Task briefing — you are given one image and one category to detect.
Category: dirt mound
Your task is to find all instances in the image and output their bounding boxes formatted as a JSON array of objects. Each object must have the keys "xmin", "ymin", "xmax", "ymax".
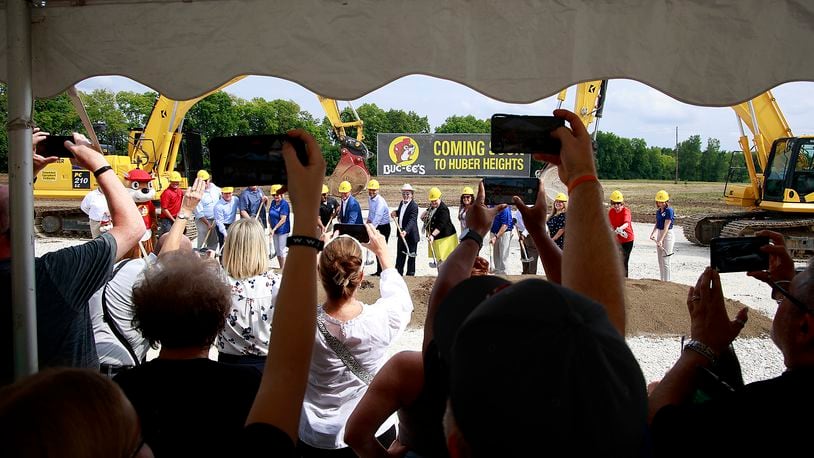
[{"xmin": 318, "ymin": 275, "xmax": 773, "ymax": 338}]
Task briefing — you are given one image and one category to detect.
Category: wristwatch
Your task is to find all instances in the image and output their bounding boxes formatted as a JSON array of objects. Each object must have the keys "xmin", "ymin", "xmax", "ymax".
[{"xmin": 176, "ymin": 212, "xmax": 190, "ymax": 220}]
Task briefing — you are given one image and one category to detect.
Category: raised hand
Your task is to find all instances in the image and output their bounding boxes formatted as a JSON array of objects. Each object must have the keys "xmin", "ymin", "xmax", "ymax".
[{"xmin": 465, "ymin": 181, "xmax": 506, "ymax": 237}]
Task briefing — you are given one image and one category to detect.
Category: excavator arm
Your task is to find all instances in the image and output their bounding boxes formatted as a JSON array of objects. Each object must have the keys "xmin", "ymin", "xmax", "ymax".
[
  {"xmin": 318, "ymin": 96, "xmax": 371, "ymax": 195},
  {"xmin": 556, "ymin": 80, "xmax": 608, "ymax": 133}
]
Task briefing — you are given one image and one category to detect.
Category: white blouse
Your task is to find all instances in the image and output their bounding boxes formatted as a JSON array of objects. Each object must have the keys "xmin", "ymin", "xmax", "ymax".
[
  {"xmin": 216, "ymin": 271, "xmax": 281, "ymax": 356},
  {"xmin": 299, "ymin": 268, "xmax": 414, "ymax": 449}
]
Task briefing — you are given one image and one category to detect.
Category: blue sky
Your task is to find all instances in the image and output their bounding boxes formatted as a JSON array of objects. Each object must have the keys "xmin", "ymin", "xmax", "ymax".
[{"xmin": 77, "ymin": 75, "xmax": 813, "ymax": 150}]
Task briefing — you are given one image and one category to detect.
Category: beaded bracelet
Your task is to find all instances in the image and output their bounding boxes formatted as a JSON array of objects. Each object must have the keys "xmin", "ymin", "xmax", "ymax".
[{"xmin": 286, "ymin": 235, "xmax": 324, "ymax": 252}]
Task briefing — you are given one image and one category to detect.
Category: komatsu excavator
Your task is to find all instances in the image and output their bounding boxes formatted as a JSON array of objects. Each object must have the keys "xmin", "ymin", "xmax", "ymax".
[
  {"xmin": 33, "ymin": 78, "xmax": 371, "ymax": 237},
  {"xmin": 683, "ymin": 90, "xmax": 814, "ymax": 258}
]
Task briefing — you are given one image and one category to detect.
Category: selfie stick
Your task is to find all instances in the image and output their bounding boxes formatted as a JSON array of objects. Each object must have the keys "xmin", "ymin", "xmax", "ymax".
[{"xmin": 392, "ymin": 215, "xmax": 416, "ymax": 257}]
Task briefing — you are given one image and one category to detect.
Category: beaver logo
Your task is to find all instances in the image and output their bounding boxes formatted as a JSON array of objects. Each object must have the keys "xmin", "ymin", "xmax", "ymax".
[{"xmin": 388, "ymin": 136, "xmax": 419, "ymax": 166}]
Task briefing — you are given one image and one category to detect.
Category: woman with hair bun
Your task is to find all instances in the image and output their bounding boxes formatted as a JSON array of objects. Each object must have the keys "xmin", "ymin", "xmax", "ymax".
[{"xmin": 298, "ymin": 224, "xmax": 413, "ymax": 457}]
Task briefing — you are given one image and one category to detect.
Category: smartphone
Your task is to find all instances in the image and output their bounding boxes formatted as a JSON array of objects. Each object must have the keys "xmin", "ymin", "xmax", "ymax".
[
  {"xmin": 35, "ymin": 135, "xmax": 74, "ymax": 158},
  {"xmin": 334, "ymin": 223, "xmax": 370, "ymax": 243},
  {"xmin": 482, "ymin": 177, "xmax": 539, "ymax": 205},
  {"xmin": 709, "ymin": 236, "xmax": 770, "ymax": 273},
  {"xmin": 208, "ymin": 134, "xmax": 308, "ymax": 187},
  {"xmin": 490, "ymin": 114, "xmax": 564, "ymax": 155}
]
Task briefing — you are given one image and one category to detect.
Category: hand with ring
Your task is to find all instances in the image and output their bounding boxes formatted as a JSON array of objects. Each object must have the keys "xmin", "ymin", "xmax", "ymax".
[{"xmin": 686, "ymin": 267, "xmax": 749, "ymax": 354}]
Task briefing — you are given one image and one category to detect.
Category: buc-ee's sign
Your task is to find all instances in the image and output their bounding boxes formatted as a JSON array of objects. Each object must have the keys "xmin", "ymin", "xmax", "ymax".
[{"xmin": 377, "ymin": 133, "xmax": 530, "ymax": 177}]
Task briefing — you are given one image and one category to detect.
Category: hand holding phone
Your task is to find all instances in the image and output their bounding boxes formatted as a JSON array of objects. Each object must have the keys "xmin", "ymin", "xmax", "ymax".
[
  {"xmin": 482, "ymin": 177, "xmax": 539, "ymax": 205},
  {"xmin": 491, "ymin": 114, "xmax": 564, "ymax": 155},
  {"xmin": 710, "ymin": 236, "xmax": 770, "ymax": 273},
  {"xmin": 35, "ymin": 135, "xmax": 75, "ymax": 158},
  {"xmin": 334, "ymin": 223, "xmax": 370, "ymax": 243},
  {"xmin": 208, "ymin": 134, "xmax": 308, "ymax": 187}
]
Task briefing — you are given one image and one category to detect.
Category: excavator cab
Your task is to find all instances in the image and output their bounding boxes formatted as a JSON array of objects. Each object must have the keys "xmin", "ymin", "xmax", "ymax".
[{"xmin": 763, "ymin": 137, "xmax": 814, "ymax": 203}]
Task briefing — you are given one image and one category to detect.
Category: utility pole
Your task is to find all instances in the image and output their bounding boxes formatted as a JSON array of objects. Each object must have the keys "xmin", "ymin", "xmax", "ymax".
[{"xmin": 674, "ymin": 126, "xmax": 679, "ymax": 183}]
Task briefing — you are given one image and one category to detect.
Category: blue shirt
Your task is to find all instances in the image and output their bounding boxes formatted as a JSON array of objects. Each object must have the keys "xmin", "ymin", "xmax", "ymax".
[
  {"xmin": 214, "ymin": 198, "xmax": 239, "ymax": 235},
  {"xmin": 491, "ymin": 206, "xmax": 514, "ymax": 234},
  {"xmin": 238, "ymin": 188, "xmax": 266, "ymax": 218},
  {"xmin": 655, "ymin": 206, "xmax": 675, "ymax": 230},
  {"xmin": 194, "ymin": 184, "xmax": 221, "ymax": 219},
  {"xmin": 269, "ymin": 199, "xmax": 291, "ymax": 235},
  {"xmin": 367, "ymin": 194, "xmax": 390, "ymax": 226}
]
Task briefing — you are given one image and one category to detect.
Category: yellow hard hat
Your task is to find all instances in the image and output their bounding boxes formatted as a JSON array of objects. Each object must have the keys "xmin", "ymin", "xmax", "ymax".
[
  {"xmin": 338, "ymin": 181, "xmax": 352, "ymax": 193},
  {"xmin": 462, "ymin": 186, "xmax": 475, "ymax": 196},
  {"xmin": 609, "ymin": 190, "xmax": 624, "ymax": 203},
  {"xmin": 554, "ymin": 192, "xmax": 568, "ymax": 202},
  {"xmin": 428, "ymin": 187, "xmax": 442, "ymax": 201},
  {"xmin": 655, "ymin": 190, "xmax": 670, "ymax": 202},
  {"xmin": 221, "ymin": 187, "xmax": 234, "ymax": 193},
  {"xmin": 367, "ymin": 179, "xmax": 380, "ymax": 190},
  {"xmin": 197, "ymin": 170, "xmax": 210, "ymax": 180},
  {"xmin": 322, "ymin": 184, "xmax": 329, "ymax": 194},
  {"xmin": 169, "ymin": 171, "xmax": 183, "ymax": 182},
  {"xmin": 270, "ymin": 184, "xmax": 283, "ymax": 195}
]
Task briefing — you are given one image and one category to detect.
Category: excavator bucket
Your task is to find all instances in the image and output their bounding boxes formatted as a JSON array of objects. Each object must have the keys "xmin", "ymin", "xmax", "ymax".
[{"xmin": 327, "ymin": 146, "xmax": 370, "ymax": 196}]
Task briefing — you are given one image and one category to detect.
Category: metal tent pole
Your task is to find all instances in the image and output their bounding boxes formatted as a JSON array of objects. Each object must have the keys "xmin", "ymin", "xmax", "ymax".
[{"xmin": 7, "ymin": 0, "xmax": 38, "ymax": 380}]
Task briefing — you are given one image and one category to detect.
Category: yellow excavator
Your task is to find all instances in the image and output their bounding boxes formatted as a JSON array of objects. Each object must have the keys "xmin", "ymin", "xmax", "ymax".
[
  {"xmin": 33, "ymin": 78, "xmax": 370, "ymax": 237},
  {"xmin": 683, "ymin": 90, "xmax": 814, "ymax": 257}
]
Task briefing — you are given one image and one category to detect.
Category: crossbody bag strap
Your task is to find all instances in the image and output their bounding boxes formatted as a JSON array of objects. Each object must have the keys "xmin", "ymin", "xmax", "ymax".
[
  {"xmin": 102, "ymin": 259, "xmax": 143, "ymax": 366},
  {"xmin": 316, "ymin": 312, "xmax": 373, "ymax": 385}
]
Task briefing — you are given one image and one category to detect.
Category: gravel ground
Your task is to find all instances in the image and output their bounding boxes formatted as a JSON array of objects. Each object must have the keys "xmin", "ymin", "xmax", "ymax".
[{"xmin": 35, "ymin": 213, "xmax": 788, "ymax": 385}]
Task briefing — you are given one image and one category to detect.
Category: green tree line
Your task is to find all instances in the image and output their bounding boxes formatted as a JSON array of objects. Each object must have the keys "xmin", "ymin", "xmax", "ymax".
[{"xmin": 0, "ymin": 85, "xmax": 748, "ymax": 182}]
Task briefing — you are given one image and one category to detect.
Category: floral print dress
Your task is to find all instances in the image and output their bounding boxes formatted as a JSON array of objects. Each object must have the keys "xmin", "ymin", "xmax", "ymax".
[{"xmin": 217, "ymin": 271, "xmax": 281, "ymax": 356}]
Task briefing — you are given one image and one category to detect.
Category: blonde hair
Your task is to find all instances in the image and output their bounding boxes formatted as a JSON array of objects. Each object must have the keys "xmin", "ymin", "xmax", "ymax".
[
  {"xmin": 319, "ymin": 236, "xmax": 363, "ymax": 301},
  {"xmin": 552, "ymin": 199, "xmax": 567, "ymax": 216},
  {"xmin": 221, "ymin": 219, "xmax": 269, "ymax": 279},
  {"xmin": 0, "ymin": 368, "xmax": 139, "ymax": 458}
]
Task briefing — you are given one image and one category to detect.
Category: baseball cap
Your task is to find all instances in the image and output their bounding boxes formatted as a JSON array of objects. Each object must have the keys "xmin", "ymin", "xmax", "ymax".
[{"xmin": 437, "ymin": 278, "xmax": 648, "ymax": 456}]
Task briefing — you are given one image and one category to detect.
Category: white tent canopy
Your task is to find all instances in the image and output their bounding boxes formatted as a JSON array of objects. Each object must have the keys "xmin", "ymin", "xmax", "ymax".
[
  {"xmin": 2, "ymin": 0, "xmax": 814, "ymax": 104},
  {"xmin": 3, "ymin": 0, "xmax": 814, "ymax": 380}
]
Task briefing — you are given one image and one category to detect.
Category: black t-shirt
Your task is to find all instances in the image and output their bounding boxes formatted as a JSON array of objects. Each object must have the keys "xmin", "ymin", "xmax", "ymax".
[
  {"xmin": 115, "ymin": 358, "xmax": 262, "ymax": 457},
  {"xmin": 2, "ymin": 233, "xmax": 117, "ymax": 385},
  {"xmin": 652, "ymin": 367, "xmax": 814, "ymax": 457},
  {"xmin": 319, "ymin": 197, "xmax": 339, "ymax": 226}
]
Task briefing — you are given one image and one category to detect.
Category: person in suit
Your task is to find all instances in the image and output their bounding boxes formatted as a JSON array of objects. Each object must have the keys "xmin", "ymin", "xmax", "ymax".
[
  {"xmin": 337, "ymin": 180, "xmax": 363, "ymax": 224},
  {"xmin": 391, "ymin": 183, "xmax": 420, "ymax": 276}
]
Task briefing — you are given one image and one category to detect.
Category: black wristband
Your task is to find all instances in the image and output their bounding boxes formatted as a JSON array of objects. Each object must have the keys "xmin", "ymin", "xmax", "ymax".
[
  {"xmin": 287, "ymin": 235, "xmax": 324, "ymax": 252},
  {"xmin": 93, "ymin": 165, "xmax": 113, "ymax": 178},
  {"xmin": 461, "ymin": 230, "xmax": 484, "ymax": 248}
]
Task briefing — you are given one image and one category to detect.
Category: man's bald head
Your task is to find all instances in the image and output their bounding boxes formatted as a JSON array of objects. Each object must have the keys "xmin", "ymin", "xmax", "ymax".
[{"xmin": 154, "ymin": 232, "xmax": 192, "ymax": 255}]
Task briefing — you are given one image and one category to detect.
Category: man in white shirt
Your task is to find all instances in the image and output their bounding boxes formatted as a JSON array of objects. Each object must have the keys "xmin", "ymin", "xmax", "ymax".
[
  {"xmin": 512, "ymin": 208, "xmax": 539, "ymax": 274},
  {"xmin": 193, "ymin": 170, "xmax": 221, "ymax": 250},
  {"xmin": 80, "ymin": 186, "xmax": 110, "ymax": 238},
  {"xmin": 366, "ymin": 179, "xmax": 391, "ymax": 276}
]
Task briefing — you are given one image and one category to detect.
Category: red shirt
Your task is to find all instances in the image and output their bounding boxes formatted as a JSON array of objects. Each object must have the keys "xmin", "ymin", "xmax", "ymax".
[
  {"xmin": 608, "ymin": 206, "xmax": 634, "ymax": 243},
  {"xmin": 160, "ymin": 186, "xmax": 184, "ymax": 218}
]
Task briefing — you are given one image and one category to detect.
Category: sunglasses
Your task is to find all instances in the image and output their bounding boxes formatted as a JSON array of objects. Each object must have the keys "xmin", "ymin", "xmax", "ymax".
[{"xmin": 769, "ymin": 279, "xmax": 812, "ymax": 313}]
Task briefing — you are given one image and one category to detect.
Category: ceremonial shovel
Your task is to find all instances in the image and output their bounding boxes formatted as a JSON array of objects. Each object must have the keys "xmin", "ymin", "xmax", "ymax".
[
  {"xmin": 516, "ymin": 228, "xmax": 532, "ymax": 263},
  {"xmin": 427, "ymin": 231, "xmax": 440, "ymax": 271},
  {"xmin": 392, "ymin": 216, "xmax": 416, "ymax": 258}
]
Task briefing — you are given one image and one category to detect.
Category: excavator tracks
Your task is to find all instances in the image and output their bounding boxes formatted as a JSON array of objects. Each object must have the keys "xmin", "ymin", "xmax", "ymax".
[
  {"xmin": 34, "ymin": 206, "xmax": 92, "ymax": 238},
  {"xmin": 681, "ymin": 211, "xmax": 757, "ymax": 246},
  {"xmin": 683, "ymin": 211, "xmax": 814, "ymax": 260}
]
